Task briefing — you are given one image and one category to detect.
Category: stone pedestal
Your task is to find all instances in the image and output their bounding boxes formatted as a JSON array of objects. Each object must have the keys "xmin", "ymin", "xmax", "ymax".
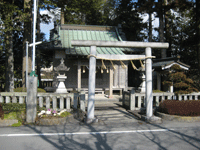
[
  {"xmin": 56, "ymin": 75, "xmax": 67, "ymax": 93},
  {"xmin": 139, "ymin": 72, "xmax": 146, "ymax": 93}
]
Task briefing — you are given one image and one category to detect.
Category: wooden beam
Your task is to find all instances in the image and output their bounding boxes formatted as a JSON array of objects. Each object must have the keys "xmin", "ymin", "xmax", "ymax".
[{"xmin": 71, "ymin": 40, "xmax": 169, "ymax": 49}]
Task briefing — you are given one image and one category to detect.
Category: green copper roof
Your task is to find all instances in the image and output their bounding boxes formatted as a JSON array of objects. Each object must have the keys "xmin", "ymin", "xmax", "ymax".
[{"xmin": 57, "ymin": 24, "xmax": 134, "ymax": 56}]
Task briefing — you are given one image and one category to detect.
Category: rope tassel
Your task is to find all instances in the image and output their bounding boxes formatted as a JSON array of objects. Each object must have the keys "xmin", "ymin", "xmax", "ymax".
[
  {"xmin": 140, "ymin": 60, "xmax": 145, "ymax": 69},
  {"xmin": 110, "ymin": 60, "xmax": 116, "ymax": 70},
  {"xmin": 120, "ymin": 60, "xmax": 127, "ymax": 69},
  {"xmin": 101, "ymin": 59, "xmax": 107, "ymax": 69},
  {"xmin": 131, "ymin": 60, "xmax": 138, "ymax": 70}
]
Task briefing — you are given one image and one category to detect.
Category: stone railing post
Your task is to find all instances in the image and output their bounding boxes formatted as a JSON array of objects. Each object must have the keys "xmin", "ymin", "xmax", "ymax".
[
  {"xmin": 0, "ymin": 95, "xmax": 3, "ymax": 103},
  {"xmin": 73, "ymin": 93, "xmax": 79, "ymax": 109},
  {"xmin": 66, "ymin": 96, "xmax": 70, "ymax": 110},
  {"xmin": 80, "ymin": 91, "xmax": 85, "ymax": 112},
  {"xmin": 130, "ymin": 89, "xmax": 135, "ymax": 110},
  {"xmin": 52, "ymin": 96, "xmax": 57, "ymax": 110}
]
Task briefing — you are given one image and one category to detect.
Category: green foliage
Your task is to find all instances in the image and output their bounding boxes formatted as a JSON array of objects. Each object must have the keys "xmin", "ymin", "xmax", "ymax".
[
  {"xmin": 2, "ymin": 103, "xmax": 25, "ymax": 126},
  {"xmin": 11, "ymin": 121, "xmax": 22, "ymax": 127},
  {"xmin": 14, "ymin": 87, "xmax": 46, "ymax": 93},
  {"xmin": 114, "ymin": 0, "xmax": 147, "ymax": 41},
  {"xmin": 4, "ymin": 111, "xmax": 18, "ymax": 120},
  {"xmin": 59, "ymin": 111, "xmax": 71, "ymax": 117},
  {"xmin": 158, "ymin": 100, "xmax": 200, "ymax": 116},
  {"xmin": 163, "ymin": 64, "xmax": 198, "ymax": 94},
  {"xmin": 2, "ymin": 103, "xmax": 26, "ymax": 111},
  {"xmin": 162, "ymin": 81, "xmax": 173, "ymax": 87},
  {"xmin": 61, "ymin": 0, "xmax": 114, "ymax": 25},
  {"xmin": 4, "ymin": 111, "xmax": 24, "ymax": 127},
  {"xmin": 153, "ymin": 90, "xmax": 163, "ymax": 93}
]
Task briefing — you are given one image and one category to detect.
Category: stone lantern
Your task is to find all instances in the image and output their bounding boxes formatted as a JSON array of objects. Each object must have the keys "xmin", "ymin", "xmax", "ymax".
[
  {"xmin": 138, "ymin": 62, "xmax": 146, "ymax": 93},
  {"xmin": 54, "ymin": 58, "xmax": 70, "ymax": 93}
]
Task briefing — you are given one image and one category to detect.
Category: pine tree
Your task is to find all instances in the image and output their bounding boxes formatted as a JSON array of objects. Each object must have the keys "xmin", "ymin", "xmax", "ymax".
[{"xmin": 162, "ymin": 64, "xmax": 198, "ymax": 94}]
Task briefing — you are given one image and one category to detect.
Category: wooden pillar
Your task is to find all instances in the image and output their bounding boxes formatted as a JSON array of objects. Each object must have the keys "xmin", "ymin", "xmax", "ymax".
[
  {"xmin": 77, "ymin": 60, "xmax": 81, "ymax": 91},
  {"xmin": 109, "ymin": 67, "xmax": 113, "ymax": 98}
]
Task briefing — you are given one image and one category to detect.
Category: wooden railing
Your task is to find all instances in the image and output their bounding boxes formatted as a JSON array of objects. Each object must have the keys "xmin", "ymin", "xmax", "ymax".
[{"xmin": 123, "ymin": 91, "xmax": 200, "ymax": 111}]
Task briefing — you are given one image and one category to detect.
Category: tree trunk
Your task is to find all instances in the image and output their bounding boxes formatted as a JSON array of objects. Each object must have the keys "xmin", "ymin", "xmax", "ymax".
[
  {"xmin": 158, "ymin": 0, "xmax": 166, "ymax": 58},
  {"xmin": 22, "ymin": 0, "xmax": 32, "ymax": 89},
  {"xmin": 148, "ymin": 10, "xmax": 152, "ymax": 42},
  {"xmin": 196, "ymin": 0, "xmax": 200, "ymax": 73},
  {"xmin": 164, "ymin": 0, "xmax": 171, "ymax": 57},
  {"xmin": 5, "ymin": 31, "xmax": 14, "ymax": 92},
  {"xmin": 36, "ymin": 5, "xmax": 42, "ymax": 88}
]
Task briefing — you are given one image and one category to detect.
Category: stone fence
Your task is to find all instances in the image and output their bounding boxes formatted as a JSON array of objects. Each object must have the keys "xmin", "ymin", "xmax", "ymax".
[
  {"xmin": 0, "ymin": 92, "xmax": 85, "ymax": 111},
  {"xmin": 123, "ymin": 91, "xmax": 200, "ymax": 111}
]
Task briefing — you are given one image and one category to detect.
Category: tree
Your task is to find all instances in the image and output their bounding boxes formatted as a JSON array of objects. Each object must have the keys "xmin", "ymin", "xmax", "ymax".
[
  {"xmin": 162, "ymin": 64, "xmax": 198, "ymax": 94},
  {"xmin": 0, "ymin": 0, "xmax": 25, "ymax": 91},
  {"xmin": 22, "ymin": 0, "xmax": 32, "ymax": 88},
  {"xmin": 196, "ymin": 0, "xmax": 200, "ymax": 73},
  {"xmin": 114, "ymin": 0, "xmax": 147, "ymax": 41},
  {"xmin": 137, "ymin": 0, "xmax": 155, "ymax": 42}
]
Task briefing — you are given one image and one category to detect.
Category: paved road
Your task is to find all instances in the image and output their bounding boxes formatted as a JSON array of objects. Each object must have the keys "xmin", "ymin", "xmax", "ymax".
[{"xmin": 0, "ymin": 121, "xmax": 200, "ymax": 150}]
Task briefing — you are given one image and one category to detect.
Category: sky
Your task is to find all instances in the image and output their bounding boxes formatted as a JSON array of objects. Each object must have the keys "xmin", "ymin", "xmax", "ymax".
[{"xmin": 40, "ymin": 10, "xmax": 55, "ymax": 40}]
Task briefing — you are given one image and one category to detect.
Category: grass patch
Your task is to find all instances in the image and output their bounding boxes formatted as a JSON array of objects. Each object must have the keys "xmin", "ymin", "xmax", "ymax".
[
  {"xmin": 153, "ymin": 90, "xmax": 164, "ymax": 93},
  {"xmin": 3, "ymin": 110, "xmax": 25, "ymax": 126},
  {"xmin": 14, "ymin": 87, "xmax": 46, "ymax": 93},
  {"xmin": 11, "ymin": 121, "xmax": 22, "ymax": 127},
  {"xmin": 59, "ymin": 111, "xmax": 71, "ymax": 117}
]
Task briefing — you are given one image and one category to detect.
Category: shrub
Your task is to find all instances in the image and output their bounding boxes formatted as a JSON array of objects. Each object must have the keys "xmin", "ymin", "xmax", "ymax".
[
  {"xmin": 153, "ymin": 90, "xmax": 163, "ymax": 93},
  {"xmin": 2, "ymin": 103, "xmax": 26, "ymax": 125},
  {"xmin": 14, "ymin": 87, "xmax": 46, "ymax": 93},
  {"xmin": 158, "ymin": 100, "xmax": 200, "ymax": 116},
  {"xmin": 1, "ymin": 103, "xmax": 26, "ymax": 111},
  {"xmin": 0, "ymin": 104, "xmax": 4, "ymax": 119}
]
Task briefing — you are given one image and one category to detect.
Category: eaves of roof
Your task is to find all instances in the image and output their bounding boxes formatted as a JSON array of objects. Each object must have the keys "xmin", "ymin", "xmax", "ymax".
[{"xmin": 152, "ymin": 60, "xmax": 190, "ymax": 70}]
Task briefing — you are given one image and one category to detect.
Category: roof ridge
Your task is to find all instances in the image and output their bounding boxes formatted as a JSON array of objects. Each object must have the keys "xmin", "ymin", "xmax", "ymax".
[{"xmin": 60, "ymin": 24, "xmax": 116, "ymax": 31}]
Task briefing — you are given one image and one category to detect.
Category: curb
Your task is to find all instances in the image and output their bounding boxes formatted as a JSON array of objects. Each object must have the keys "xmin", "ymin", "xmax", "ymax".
[
  {"xmin": 156, "ymin": 112, "xmax": 200, "ymax": 122},
  {"xmin": 0, "ymin": 119, "xmax": 18, "ymax": 127},
  {"xmin": 36, "ymin": 115, "xmax": 75, "ymax": 125}
]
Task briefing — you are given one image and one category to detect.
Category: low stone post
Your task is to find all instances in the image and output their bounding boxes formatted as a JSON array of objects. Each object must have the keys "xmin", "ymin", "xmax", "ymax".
[{"xmin": 26, "ymin": 76, "xmax": 37, "ymax": 123}]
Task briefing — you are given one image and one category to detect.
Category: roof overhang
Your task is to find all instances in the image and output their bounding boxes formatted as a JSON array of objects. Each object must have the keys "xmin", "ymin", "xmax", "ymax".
[{"xmin": 162, "ymin": 62, "xmax": 190, "ymax": 70}]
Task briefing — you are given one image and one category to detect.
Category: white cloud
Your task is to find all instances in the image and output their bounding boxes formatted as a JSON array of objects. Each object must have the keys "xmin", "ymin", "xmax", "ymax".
[
  {"xmin": 140, "ymin": 12, "xmax": 159, "ymax": 28},
  {"xmin": 140, "ymin": 12, "xmax": 159, "ymax": 38},
  {"xmin": 40, "ymin": 9, "xmax": 60, "ymax": 40}
]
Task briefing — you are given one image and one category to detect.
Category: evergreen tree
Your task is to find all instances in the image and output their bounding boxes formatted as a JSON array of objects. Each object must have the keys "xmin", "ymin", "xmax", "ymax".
[
  {"xmin": 0, "ymin": 0, "xmax": 25, "ymax": 91},
  {"xmin": 162, "ymin": 64, "xmax": 198, "ymax": 94},
  {"xmin": 114, "ymin": 0, "xmax": 147, "ymax": 41}
]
